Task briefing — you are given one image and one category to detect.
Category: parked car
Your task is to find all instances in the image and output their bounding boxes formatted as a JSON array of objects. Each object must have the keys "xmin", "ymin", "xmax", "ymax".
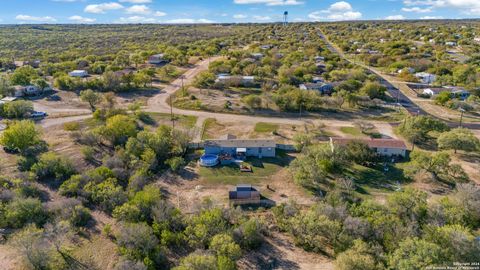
[
  {"xmin": 30, "ymin": 111, "xmax": 48, "ymax": 118},
  {"xmin": 47, "ymin": 94, "xmax": 61, "ymax": 101}
]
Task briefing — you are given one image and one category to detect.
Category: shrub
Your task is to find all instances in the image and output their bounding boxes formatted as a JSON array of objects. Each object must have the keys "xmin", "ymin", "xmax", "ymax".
[
  {"xmin": 63, "ymin": 122, "xmax": 80, "ymax": 131},
  {"xmin": 0, "ymin": 120, "xmax": 41, "ymax": 153},
  {"xmin": 5, "ymin": 198, "xmax": 48, "ymax": 228},
  {"xmin": 1, "ymin": 100, "xmax": 33, "ymax": 119},
  {"xmin": 166, "ymin": 157, "xmax": 185, "ymax": 172},
  {"xmin": 30, "ymin": 152, "xmax": 76, "ymax": 182}
]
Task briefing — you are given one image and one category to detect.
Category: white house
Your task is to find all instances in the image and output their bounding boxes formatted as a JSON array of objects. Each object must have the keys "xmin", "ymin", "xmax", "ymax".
[
  {"xmin": 250, "ymin": 53, "xmax": 264, "ymax": 60},
  {"xmin": 330, "ymin": 137, "xmax": 408, "ymax": 158},
  {"xmin": 445, "ymin": 41, "xmax": 457, "ymax": 46},
  {"xmin": 69, "ymin": 70, "xmax": 88, "ymax": 78},
  {"xmin": 204, "ymin": 135, "xmax": 276, "ymax": 158},
  {"xmin": 422, "ymin": 87, "xmax": 470, "ymax": 100},
  {"xmin": 415, "ymin": 72, "xmax": 436, "ymax": 84},
  {"xmin": 215, "ymin": 74, "xmax": 255, "ymax": 86}
]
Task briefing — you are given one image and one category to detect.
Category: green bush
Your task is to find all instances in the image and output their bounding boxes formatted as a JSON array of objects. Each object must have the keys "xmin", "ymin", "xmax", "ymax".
[{"xmin": 30, "ymin": 152, "xmax": 77, "ymax": 182}]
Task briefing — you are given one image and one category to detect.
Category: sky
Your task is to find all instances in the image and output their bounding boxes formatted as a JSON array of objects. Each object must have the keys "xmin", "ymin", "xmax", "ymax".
[{"xmin": 0, "ymin": 0, "xmax": 479, "ymax": 24}]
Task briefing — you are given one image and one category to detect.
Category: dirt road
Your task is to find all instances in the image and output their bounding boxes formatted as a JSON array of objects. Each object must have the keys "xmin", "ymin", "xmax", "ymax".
[
  {"xmin": 145, "ymin": 57, "xmax": 398, "ymax": 141},
  {"xmin": 29, "ymin": 57, "xmax": 398, "ymax": 140}
]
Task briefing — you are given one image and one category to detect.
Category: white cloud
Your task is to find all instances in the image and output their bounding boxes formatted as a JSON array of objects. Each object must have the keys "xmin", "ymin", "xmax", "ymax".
[
  {"xmin": 401, "ymin": 6, "xmax": 432, "ymax": 13},
  {"xmin": 385, "ymin": 15, "xmax": 406, "ymax": 20},
  {"xmin": 164, "ymin": 18, "xmax": 215, "ymax": 24},
  {"xmin": 233, "ymin": 14, "xmax": 248, "ymax": 19},
  {"xmin": 403, "ymin": 0, "xmax": 480, "ymax": 15},
  {"xmin": 84, "ymin": 2, "xmax": 124, "ymax": 14},
  {"xmin": 69, "ymin": 15, "xmax": 96, "ymax": 23},
  {"xmin": 308, "ymin": 1, "xmax": 362, "ymax": 21},
  {"xmin": 421, "ymin": 15, "xmax": 443, "ymax": 19},
  {"xmin": 154, "ymin": 11, "xmax": 167, "ymax": 17},
  {"xmin": 234, "ymin": 0, "xmax": 303, "ymax": 6},
  {"xmin": 125, "ymin": 4, "xmax": 151, "ymax": 14},
  {"xmin": 116, "ymin": 16, "xmax": 156, "ymax": 23},
  {"xmin": 252, "ymin": 15, "xmax": 271, "ymax": 21},
  {"xmin": 15, "ymin": 14, "xmax": 57, "ymax": 22},
  {"xmin": 119, "ymin": 0, "xmax": 152, "ymax": 3}
]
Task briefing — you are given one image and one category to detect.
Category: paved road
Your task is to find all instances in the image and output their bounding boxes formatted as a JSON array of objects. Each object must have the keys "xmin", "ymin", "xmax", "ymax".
[
  {"xmin": 317, "ymin": 29, "xmax": 480, "ymax": 130},
  {"xmin": 317, "ymin": 30, "xmax": 425, "ymax": 116}
]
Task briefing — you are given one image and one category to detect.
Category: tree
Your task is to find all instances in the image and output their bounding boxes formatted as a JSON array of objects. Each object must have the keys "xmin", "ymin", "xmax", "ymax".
[
  {"xmin": 173, "ymin": 252, "xmax": 217, "ymax": 270},
  {"xmin": 387, "ymin": 188, "xmax": 427, "ymax": 223},
  {"xmin": 388, "ymin": 238, "xmax": 443, "ymax": 270},
  {"xmin": 30, "ymin": 152, "xmax": 77, "ymax": 182},
  {"xmin": 34, "ymin": 78, "xmax": 49, "ymax": 91},
  {"xmin": 360, "ymin": 81, "xmax": 386, "ymax": 99},
  {"xmin": 434, "ymin": 91, "xmax": 452, "ymax": 106},
  {"xmin": 425, "ymin": 224, "xmax": 480, "ymax": 262},
  {"xmin": 234, "ymin": 218, "xmax": 265, "ymax": 250},
  {"xmin": 84, "ymin": 178, "xmax": 127, "ymax": 213},
  {"xmin": 193, "ymin": 71, "xmax": 216, "ymax": 88},
  {"xmin": 210, "ymin": 234, "xmax": 242, "ymax": 260},
  {"xmin": 335, "ymin": 240, "xmax": 384, "ymax": 270},
  {"xmin": 0, "ymin": 120, "xmax": 41, "ymax": 153},
  {"xmin": 10, "ymin": 224, "xmax": 53, "ymax": 270},
  {"xmin": 409, "ymin": 151, "xmax": 468, "ymax": 184},
  {"xmin": 293, "ymin": 132, "xmax": 314, "ymax": 151},
  {"xmin": 80, "ymin": 89, "xmax": 102, "ymax": 112},
  {"xmin": 397, "ymin": 116, "xmax": 449, "ymax": 143},
  {"xmin": 103, "ymin": 71, "xmax": 122, "ymax": 91},
  {"xmin": 104, "ymin": 115, "xmax": 138, "ymax": 146},
  {"xmin": 242, "ymin": 95, "xmax": 262, "ymax": 109},
  {"xmin": 437, "ymin": 128, "xmax": 480, "ymax": 153},
  {"xmin": 185, "ymin": 208, "xmax": 229, "ymax": 248},
  {"xmin": 116, "ymin": 222, "xmax": 159, "ymax": 259},
  {"xmin": 288, "ymin": 210, "xmax": 342, "ymax": 254},
  {"xmin": 0, "ymin": 75, "xmax": 13, "ymax": 97},
  {"xmin": 5, "ymin": 198, "xmax": 48, "ymax": 228},
  {"xmin": 1, "ymin": 100, "xmax": 33, "ymax": 118},
  {"xmin": 344, "ymin": 141, "xmax": 377, "ymax": 165},
  {"xmin": 10, "ymin": 66, "xmax": 38, "ymax": 86}
]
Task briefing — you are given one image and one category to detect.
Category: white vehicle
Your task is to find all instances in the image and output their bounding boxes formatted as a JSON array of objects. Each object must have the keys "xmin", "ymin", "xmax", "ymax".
[{"xmin": 30, "ymin": 111, "xmax": 48, "ymax": 118}]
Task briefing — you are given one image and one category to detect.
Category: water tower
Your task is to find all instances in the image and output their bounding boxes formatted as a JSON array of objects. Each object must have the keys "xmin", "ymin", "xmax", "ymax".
[{"xmin": 283, "ymin": 11, "xmax": 288, "ymax": 26}]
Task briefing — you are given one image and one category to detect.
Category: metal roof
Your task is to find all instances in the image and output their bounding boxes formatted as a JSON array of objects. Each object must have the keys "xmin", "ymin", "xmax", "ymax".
[
  {"xmin": 331, "ymin": 137, "xmax": 407, "ymax": 149},
  {"xmin": 204, "ymin": 139, "xmax": 276, "ymax": 148}
]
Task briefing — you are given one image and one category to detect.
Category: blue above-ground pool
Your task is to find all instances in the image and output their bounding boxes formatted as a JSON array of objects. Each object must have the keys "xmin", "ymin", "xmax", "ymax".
[{"xmin": 200, "ymin": 154, "xmax": 219, "ymax": 167}]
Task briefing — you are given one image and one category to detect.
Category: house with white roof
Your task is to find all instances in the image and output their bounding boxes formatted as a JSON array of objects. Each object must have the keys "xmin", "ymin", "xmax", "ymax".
[{"xmin": 69, "ymin": 70, "xmax": 88, "ymax": 78}]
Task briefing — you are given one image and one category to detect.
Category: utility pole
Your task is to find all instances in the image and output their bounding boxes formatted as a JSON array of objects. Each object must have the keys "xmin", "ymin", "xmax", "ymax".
[
  {"xmin": 170, "ymin": 94, "xmax": 175, "ymax": 130},
  {"xmin": 459, "ymin": 108, "xmax": 465, "ymax": 128}
]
